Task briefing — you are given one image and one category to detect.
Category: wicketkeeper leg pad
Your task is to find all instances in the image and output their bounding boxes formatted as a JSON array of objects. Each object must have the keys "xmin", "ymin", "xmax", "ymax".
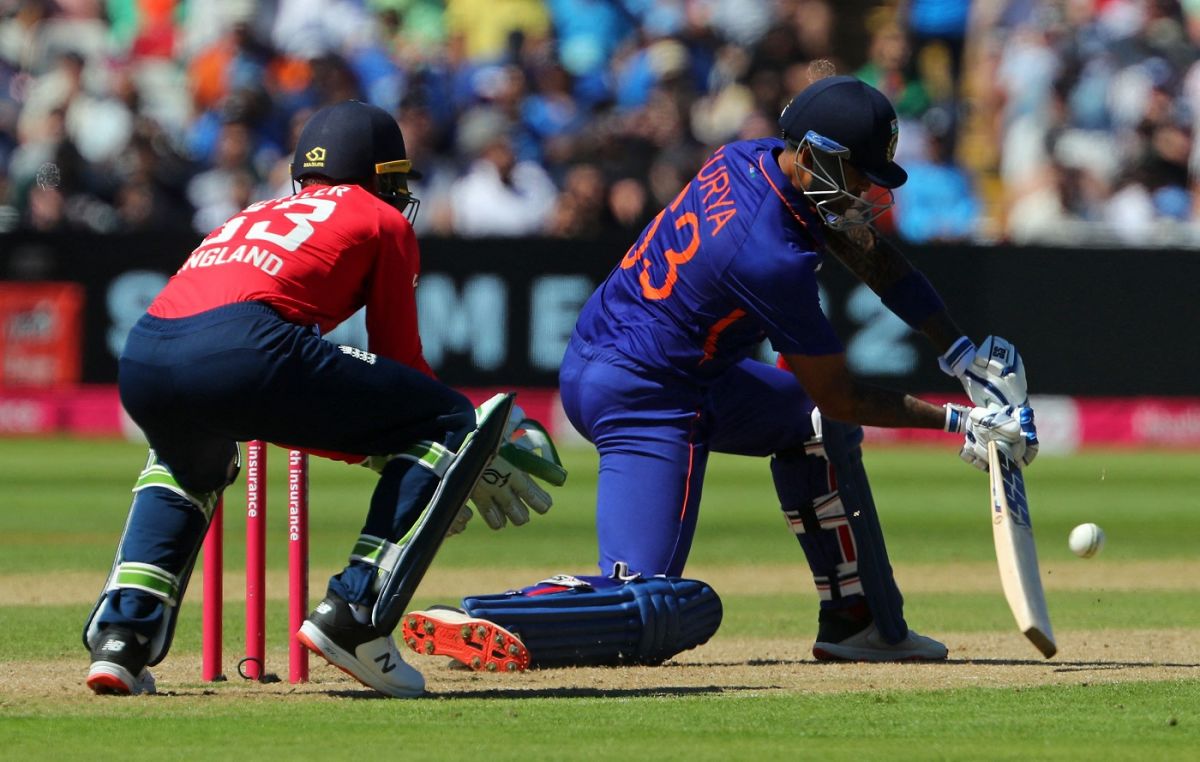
[
  {"xmin": 83, "ymin": 447, "xmax": 240, "ymax": 665},
  {"xmin": 461, "ymin": 574, "xmax": 723, "ymax": 667},
  {"xmin": 370, "ymin": 393, "xmax": 515, "ymax": 634},
  {"xmin": 772, "ymin": 417, "xmax": 908, "ymax": 644}
]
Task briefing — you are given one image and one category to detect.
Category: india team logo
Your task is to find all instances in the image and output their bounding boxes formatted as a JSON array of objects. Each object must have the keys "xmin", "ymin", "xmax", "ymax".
[{"xmin": 887, "ymin": 119, "xmax": 898, "ymax": 162}]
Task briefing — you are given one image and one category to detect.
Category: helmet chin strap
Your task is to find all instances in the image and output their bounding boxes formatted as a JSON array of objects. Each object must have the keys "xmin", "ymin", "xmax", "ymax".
[{"xmin": 792, "ymin": 136, "xmax": 893, "ymax": 230}]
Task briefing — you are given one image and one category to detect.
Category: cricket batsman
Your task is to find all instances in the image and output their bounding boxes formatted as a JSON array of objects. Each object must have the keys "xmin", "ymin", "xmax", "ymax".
[
  {"xmin": 83, "ymin": 101, "xmax": 558, "ymax": 697},
  {"xmin": 406, "ymin": 75, "xmax": 1038, "ymax": 668}
]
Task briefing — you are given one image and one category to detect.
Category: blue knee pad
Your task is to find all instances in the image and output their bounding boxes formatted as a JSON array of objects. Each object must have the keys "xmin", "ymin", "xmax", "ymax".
[{"xmin": 462, "ymin": 576, "xmax": 722, "ymax": 667}]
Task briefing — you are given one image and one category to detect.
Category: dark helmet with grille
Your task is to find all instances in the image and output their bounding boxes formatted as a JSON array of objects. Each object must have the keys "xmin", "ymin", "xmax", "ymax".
[{"xmin": 292, "ymin": 100, "xmax": 421, "ymax": 218}]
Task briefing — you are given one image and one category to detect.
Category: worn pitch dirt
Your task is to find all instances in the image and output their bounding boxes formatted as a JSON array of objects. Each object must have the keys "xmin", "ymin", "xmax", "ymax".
[
  {"xmin": 6, "ymin": 562, "xmax": 1196, "ymax": 704},
  {"xmin": 3, "ymin": 629, "xmax": 1197, "ymax": 704}
]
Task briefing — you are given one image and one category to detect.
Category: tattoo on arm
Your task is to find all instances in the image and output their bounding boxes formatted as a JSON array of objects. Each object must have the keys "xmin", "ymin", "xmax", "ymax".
[
  {"xmin": 842, "ymin": 381, "xmax": 947, "ymax": 430},
  {"xmin": 825, "ymin": 226, "xmax": 911, "ymax": 293},
  {"xmin": 827, "ymin": 228, "xmax": 966, "ymax": 354},
  {"xmin": 917, "ymin": 311, "xmax": 967, "ymax": 356}
]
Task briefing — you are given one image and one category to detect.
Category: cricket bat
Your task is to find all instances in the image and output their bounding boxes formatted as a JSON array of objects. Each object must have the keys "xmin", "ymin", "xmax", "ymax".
[{"xmin": 988, "ymin": 441, "xmax": 1057, "ymax": 658}]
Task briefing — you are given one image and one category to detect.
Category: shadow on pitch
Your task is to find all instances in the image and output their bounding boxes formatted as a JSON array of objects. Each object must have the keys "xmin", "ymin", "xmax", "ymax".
[
  {"xmin": 681, "ymin": 657, "xmax": 1200, "ymax": 671},
  {"xmin": 949, "ymin": 658, "xmax": 1200, "ymax": 671},
  {"xmin": 323, "ymin": 685, "xmax": 742, "ymax": 700}
]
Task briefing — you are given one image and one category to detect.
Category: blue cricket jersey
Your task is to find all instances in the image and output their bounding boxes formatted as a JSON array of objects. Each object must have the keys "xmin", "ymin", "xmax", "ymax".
[{"xmin": 574, "ymin": 138, "xmax": 844, "ymax": 381}]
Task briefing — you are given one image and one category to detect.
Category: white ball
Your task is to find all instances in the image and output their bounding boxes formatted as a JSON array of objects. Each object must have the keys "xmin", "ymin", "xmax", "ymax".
[{"xmin": 1068, "ymin": 523, "xmax": 1105, "ymax": 558}]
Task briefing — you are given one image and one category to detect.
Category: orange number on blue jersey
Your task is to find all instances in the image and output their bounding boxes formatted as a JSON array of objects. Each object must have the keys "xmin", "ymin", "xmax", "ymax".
[{"xmin": 619, "ymin": 184, "xmax": 700, "ymax": 301}]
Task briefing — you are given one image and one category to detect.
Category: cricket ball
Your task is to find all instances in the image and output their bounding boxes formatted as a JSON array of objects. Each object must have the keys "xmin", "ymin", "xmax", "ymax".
[{"xmin": 1068, "ymin": 523, "xmax": 1105, "ymax": 558}]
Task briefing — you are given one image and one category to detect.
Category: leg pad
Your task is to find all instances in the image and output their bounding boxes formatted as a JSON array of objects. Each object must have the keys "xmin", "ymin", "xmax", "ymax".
[{"xmin": 462, "ymin": 576, "xmax": 722, "ymax": 668}]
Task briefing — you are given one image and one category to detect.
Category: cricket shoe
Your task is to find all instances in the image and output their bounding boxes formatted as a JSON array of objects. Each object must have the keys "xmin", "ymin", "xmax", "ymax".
[
  {"xmin": 86, "ymin": 626, "xmax": 156, "ymax": 696},
  {"xmin": 401, "ymin": 606, "xmax": 530, "ymax": 673},
  {"xmin": 297, "ymin": 594, "xmax": 425, "ymax": 698},
  {"xmin": 812, "ymin": 604, "xmax": 947, "ymax": 662}
]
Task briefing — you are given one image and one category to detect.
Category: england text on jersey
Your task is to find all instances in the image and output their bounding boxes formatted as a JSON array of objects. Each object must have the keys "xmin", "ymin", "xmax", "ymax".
[{"xmin": 179, "ymin": 244, "xmax": 285, "ymax": 276}]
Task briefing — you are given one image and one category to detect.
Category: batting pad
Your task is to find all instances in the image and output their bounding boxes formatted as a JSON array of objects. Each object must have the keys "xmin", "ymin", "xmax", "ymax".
[
  {"xmin": 819, "ymin": 419, "xmax": 908, "ymax": 644},
  {"xmin": 461, "ymin": 576, "xmax": 722, "ymax": 667}
]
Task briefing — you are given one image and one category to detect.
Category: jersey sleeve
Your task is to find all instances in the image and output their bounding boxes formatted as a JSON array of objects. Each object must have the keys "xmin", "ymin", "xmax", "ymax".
[
  {"xmin": 364, "ymin": 213, "xmax": 436, "ymax": 378},
  {"xmin": 724, "ymin": 221, "xmax": 843, "ymax": 357}
]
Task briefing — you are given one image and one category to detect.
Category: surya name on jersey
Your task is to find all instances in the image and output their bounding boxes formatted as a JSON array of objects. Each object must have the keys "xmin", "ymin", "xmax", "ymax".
[
  {"xmin": 694, "ymin": 146, "xmax": 737, "ymax": 237},
  {"xmin": 180, "ymin": 186, "xmax": 353, "ymax": 278}
]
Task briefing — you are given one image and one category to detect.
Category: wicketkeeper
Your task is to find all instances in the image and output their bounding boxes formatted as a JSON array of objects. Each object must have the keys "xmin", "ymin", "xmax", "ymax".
[
  {"xmin": 405, "ymin": 75, "xmax": 1039, "ymax": 669},
  {"xmin": 83, "ymin": 101, "xmax": 559, "ymax": 697}
]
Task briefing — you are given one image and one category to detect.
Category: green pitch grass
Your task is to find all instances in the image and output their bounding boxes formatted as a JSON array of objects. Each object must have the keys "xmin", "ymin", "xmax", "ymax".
[{"xmin": 2, "ymin": 438, "xmax": 1198, "ymax": 760}]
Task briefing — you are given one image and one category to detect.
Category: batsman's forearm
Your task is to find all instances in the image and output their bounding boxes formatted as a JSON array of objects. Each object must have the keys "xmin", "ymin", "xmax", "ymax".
[
  {"xmin": 825, "ymin": 226, "xmax": 911, "ymax": 294},
  {"xmin": 916, "ymin": 310, "xmax": 967, "ymax": 356},
  {"xmin": 828, "ymin": 229, "xmax": 959, "ymax": 341},
  {"xmin": 822, "ymin": 381, "xmax": 948, "ymax": 430}
]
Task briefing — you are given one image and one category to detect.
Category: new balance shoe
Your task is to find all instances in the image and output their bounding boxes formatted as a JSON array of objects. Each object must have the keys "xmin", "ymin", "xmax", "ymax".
[
  {"xmin": 86, "ymin": 626, "xmax": 156, "ymax": 695},
  {"xmin": 401, "ymin": 606, "xmax": 530, "ymax": 673},
  {"xmin": 297, "ymin": 594, "xmax": 425, "ymax": 698},
  {"xmin": 812, "ymin": 602, "xmax": 947, "ymax": 661}
]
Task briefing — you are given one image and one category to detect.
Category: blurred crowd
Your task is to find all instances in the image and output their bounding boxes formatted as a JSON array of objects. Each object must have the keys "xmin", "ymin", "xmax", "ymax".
[{"xmin": 0, "ymin": 0, "xmax": 1198, "ymax": 246}]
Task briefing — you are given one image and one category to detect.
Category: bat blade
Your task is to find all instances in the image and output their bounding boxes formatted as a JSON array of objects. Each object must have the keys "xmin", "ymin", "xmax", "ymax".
[{"xmin": 988, "ymin": 441, "xmax": 1056, "ymax": 658}]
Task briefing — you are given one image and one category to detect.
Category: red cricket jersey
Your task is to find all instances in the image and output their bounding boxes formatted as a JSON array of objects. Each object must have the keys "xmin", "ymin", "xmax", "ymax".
[{"xmin": 150, "ymin": 184, "xmax": 433, "ymax": 376}]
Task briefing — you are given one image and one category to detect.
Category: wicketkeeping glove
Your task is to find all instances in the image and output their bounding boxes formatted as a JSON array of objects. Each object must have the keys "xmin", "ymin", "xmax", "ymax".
[
  {"xmin": 359, "ymin": 456, "xmax": 487, "ymax": 538},
  {"xmin": 939, "ymin": 335, "xmax": 1028, "ymax": 407},
  {"xmin": 945, "ymin": 403, "xmax": 1039, "ymax": 471},
  {"xmin": 468, "ymin": 400, "xmax": 564, "ymax": 531}
]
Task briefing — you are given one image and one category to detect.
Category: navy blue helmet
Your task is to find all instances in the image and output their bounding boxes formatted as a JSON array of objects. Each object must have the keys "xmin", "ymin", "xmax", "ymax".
[
  {"xmin": 777, "ymin": 76, "xmax": 904, "ymax": 229},
  {"xmin": 292, "ymin": 100, "xmax": 421, "ymax": 219}
]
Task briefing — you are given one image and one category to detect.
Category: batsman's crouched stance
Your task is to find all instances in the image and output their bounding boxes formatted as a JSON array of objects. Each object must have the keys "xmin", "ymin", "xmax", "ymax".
[{"xmin": 410, "ymin": 74, "xmax": 1039, "ymax": 670}]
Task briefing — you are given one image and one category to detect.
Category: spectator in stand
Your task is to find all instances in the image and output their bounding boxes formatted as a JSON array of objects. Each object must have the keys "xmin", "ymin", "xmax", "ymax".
[
  {"xmin": 112, "ymin": 125, "xmax": 193, "ymax": 231},
  {"xmin": 444, "ymin": 0, "xmax": 550, "ymax": 64},
  {"xmin": 606, "ymin": 175, "xmax": 651, "ymax": 232},
  {"xmin": 0, "ymin": 1, "xmax": 1196, "ymax": 244},
  {"xmin": 546, "ymin": 162, "xmax": 607, "ymax": 238},
  {"xmin": 857, "ymin": 19, "xmax": 931, "ymax": 120},
  {"xmin": 893, "ymin": 107, "xmax": 980, "ymax": 242},
  {"xmin": 545, "ymin": 0, "xmax": 636, "ymax": 104},
  {"xmin": 447, "ymin": 110, "xmax": 557, "ymax": 236},
  {"xmin": 370, "ymin": 0, "xmax": 447, "ymax": 60},
  {"xmin": 522, "ymin": 60, "xmax": 586, "ymax": 168},
  {"xmin": 186, "ymin": 119, "xmax": 259, "ymax": 234},
  {"xmin": 900, "ymin": 0, "xmax": 972, "ymax": 107},
  {"xmin": 982, "ymin": 0, "xmax": 1198, "ymax": 244}
]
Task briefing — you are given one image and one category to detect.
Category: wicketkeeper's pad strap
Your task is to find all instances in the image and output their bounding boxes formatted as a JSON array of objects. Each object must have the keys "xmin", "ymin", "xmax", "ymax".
[
  {"xmin": 108, "ymin": 562, "xmax": 181, "ymax": 607},
  {"xmin": 462, "ymin": 577, "xmax": 722, "ymax": 667},
  {"xmin": 133, "ymin": 446, "xmax": 238, "ymax": 525},
  {"xmin": 391, "ymin": 440, "xmax": 455, "ymax": 478},
  {"xmin": 349, "ymin": 534, "xmax": 403, "ymax": 572},
  {"xmin": 133, "ymin": 458, "xmax": 220, "ymax": 518}
]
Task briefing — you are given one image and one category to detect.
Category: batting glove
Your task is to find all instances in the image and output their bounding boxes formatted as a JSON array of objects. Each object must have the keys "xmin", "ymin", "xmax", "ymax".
[
  {"xmin": 939, "ymin": 336, "xmax": 1029, "ymax": 408},
  {"xmin": 945, "ymin": 403, "xmax": 1038, "ymax": 471}
]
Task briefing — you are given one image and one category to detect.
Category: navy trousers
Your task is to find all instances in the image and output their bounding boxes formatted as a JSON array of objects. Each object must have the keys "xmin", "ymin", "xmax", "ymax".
[{"xmin": 104, "ymin": 302, "xmax": 474, "ymax": 638}]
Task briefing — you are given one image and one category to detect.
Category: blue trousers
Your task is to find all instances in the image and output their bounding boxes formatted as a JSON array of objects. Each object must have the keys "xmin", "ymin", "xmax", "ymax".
[
  {"xmin": 105, "ymin": 302, "xmax": 475, "ymax": 637},
  {"xmin": 558, "ymin": 336, "xmax": 818, "ymax": 572}
]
